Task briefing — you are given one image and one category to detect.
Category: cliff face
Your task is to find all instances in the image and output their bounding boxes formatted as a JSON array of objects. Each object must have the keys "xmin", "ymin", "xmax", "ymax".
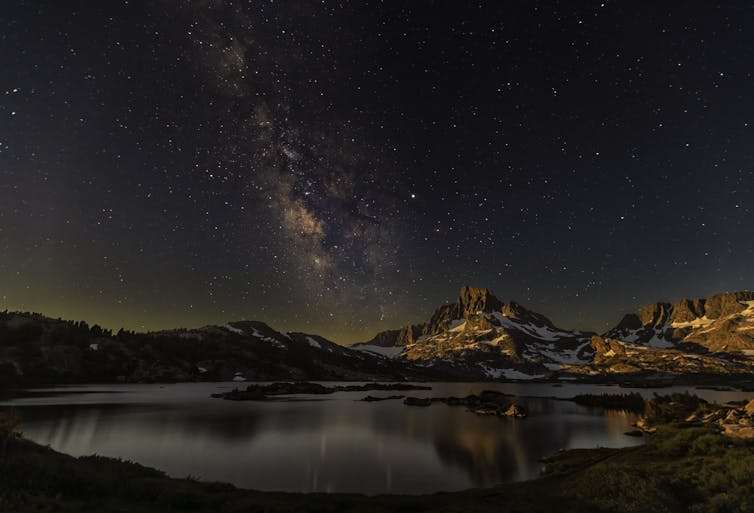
[
  {"xmin": 352, "ymin": 324, "xmax": 424, "ymax": 349},
  {"xmin": 580, "ymin": 334, "xmax": 747, "ymax": 376},
  {"xmin": 605, "ymin": 291, "xmax": 754, "ymax": 352},
  {"xmin": 423, "ymin": 286, "xmax": 505, "ymax": 335}
]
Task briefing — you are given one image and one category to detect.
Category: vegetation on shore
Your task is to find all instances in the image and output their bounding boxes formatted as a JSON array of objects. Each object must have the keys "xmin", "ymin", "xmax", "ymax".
[
  {"xmin": 568, "ymin": 392, "xmax": 646, "ymax": 412},
  {"xmin": 402, "ymin": 390, "xmax": 527, "ymax": 417},
  {"xmin": 2, "ymin": 394, "xmax": 753, "ymax": 512},
  {"xmin": 210, "ymin": 382, "xmax": 431, "ymax": 400}
]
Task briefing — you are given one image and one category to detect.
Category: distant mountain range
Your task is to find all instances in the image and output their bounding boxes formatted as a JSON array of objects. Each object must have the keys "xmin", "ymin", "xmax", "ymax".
[
  {"xmin": 352, "ymin": 286, "xmax": 754, "ymax": 385},
  {"xmin": 1, "ymin": 287, "xmax": 753, "ymax": 386}
]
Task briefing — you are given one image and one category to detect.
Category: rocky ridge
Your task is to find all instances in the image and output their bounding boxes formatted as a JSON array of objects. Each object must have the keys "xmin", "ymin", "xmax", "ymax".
[
  {"xmin": 2, "ymin": 287, "xmax": 754, "ymax": 385},
  {"xmin": 354, "ymin": 286, "xmax": 596, "ymax": 380},
  {"xmin": 0, "ymin": 313, "xmax": 435, "ymax": 384},
  {"xmin": 353, "ymin": 287, "xmax": 754, "ymax": 383},
  {"xmin": 605, "ymin": 291, "xmax": 754, "ymax": 352}
]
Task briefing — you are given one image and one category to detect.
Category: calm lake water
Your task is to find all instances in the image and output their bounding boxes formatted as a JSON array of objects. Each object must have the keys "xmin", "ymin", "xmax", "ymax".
[{"xmin": 4, "ymin": 382, "xmax": 752, "ymax": 495}]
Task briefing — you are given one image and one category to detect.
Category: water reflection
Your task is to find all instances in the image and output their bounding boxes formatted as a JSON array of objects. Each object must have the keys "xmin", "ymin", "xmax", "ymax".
[{"xmin": 6, "ymin": 382, "xmax": 749, "ymax": 495}]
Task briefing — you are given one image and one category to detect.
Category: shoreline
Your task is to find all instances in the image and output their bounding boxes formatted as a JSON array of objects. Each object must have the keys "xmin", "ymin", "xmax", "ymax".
[
  {"xmin": 2, "ymin": 392, "xmax": 753, "ymax": 511},
  {"xmin": 2, "ymin": 413, "xmax": 752, "ymax": 512}
]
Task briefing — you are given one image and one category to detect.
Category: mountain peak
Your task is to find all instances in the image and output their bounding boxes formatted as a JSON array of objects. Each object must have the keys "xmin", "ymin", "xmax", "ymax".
[{"xmin": 456, "ymin": 286, "xmax": 503, "ymax": 313}]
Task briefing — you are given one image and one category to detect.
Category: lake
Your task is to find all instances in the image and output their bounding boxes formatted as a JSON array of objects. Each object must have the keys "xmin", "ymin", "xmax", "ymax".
[{"xmin": 3, "ymin": 382, "xmax": 751, "ymax": 495}]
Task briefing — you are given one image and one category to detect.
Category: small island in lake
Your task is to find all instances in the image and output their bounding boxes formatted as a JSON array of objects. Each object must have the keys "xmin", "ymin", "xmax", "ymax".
[{"xmin": 211, "ymin": 382, "xmax": 432, "ymax": 401}]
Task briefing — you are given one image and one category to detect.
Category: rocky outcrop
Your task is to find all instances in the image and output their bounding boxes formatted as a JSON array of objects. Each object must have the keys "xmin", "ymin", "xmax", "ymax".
[
  {"xmin": 423, "ymin": 286, "xmax": 504, "ymax": 335},
  {"xmin": 501, "ymin": 301, "xmax": 556, "ymax": 328},
  {"xmin": 605, "ymin": 290, "xmax": 754, "ymax": 353},
  {"xmin": 637, "ymin": 302, "xmax": 672, "ymax": 327},
  {"xmin": 703, "ymin": 292, "xmax": 754, "ymax": 318},
  {"xmin": 682, "ymin": 398, "xmax": 754, "ymax": 439},
  {"xmin": 578, "ymin": 335, "xmax": 747, "ymax": 376},
  {"xmin": 670, "ymin": 298, "xmax": 706, "ymax": 323},
  {"xmin": 397, "ymin": 324, "xmax": 421, "ymax": 345}
]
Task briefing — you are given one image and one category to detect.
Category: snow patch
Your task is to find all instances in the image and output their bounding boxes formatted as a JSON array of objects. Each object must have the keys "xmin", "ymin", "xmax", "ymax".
[
  {"xmin": 305, "ymin": 336, "xmax": 322, "ymax": 349},
  {"xmin": 448, "ymin": 319, "xmax": 466, "ymax": 332},
  {"xmin": 223, "ymin": 324, "xmax": 244, "ymax": 335},
  {"xmin": 490, "ymin": 312, "xmax": 573, "ymax": 341},
  {"xmin": 480, "ymin": 364, "xmax": 544, "ymax": 380},
  {"xmin": 249, "ymin": 327, "xmax": 287, "ymax": 349},
  {"xmin": 533, "ymin": 341, "xmax": 593, "ymax": 364},
  {"xmin": 671, "ymin": 316, "xmax": 715, "ymax": 329}
]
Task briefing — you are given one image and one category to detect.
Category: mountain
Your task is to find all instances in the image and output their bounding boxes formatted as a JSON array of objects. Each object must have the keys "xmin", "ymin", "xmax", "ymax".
[
  {"xmin": 0, "ymin": 312, "xmax": 432, "ymax": 385},
  {"xmin": 605, "ymin": 291, "xmax": 754, "ymax": 352},
  {"xmin": 353, "ymin": 286, "xmax": 595, "ymax": 379},
  {"xmin": 3, "ymin": 287, "xmax": 754, "ymax": 387}
]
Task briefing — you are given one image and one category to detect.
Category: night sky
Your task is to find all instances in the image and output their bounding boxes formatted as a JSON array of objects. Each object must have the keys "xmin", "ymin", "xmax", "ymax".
[{"xmin": 1, "ymin": 1, "xmax": 753, "ymax": 343}]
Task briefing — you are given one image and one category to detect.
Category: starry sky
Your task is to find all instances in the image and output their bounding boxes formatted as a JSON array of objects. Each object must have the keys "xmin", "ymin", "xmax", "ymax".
[{"xmin": 1, "ymin": 1, "xmax": 753, "ymax": 343}]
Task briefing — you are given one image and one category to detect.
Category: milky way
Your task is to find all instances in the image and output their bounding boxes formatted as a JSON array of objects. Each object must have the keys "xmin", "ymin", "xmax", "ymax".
[{"xmin": 1, "ymin": 2, "xmax": 753, "ymax": 342}]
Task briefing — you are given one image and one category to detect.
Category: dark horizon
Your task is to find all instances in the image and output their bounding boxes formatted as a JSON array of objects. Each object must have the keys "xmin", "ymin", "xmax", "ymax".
[{"xmin": 2, "ymin": 2, "xmax": 753, "ymax": 343}]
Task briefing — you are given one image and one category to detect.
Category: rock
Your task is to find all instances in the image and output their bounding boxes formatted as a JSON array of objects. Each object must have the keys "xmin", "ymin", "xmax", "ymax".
[
  {"xmin": 423, "ymin": 286, "xmax": 504, "ymax": 335},
  {"xmin": 361, "ymin": 395, "xmax": 404, "ymax": 402},
  {"xmin": 685, "ymin": 413, "xmax": 701, "ymax": 423},
  {"xmin": 670, "ymin": 298, "xmax": 707, "ymax": 323},
  {"xmin": 590, "ymin": 336, "xmax": 628, "ymax": 359},
  {"xmin": 468, "ymin": 402, "xmax": 526, "ymax": 418},
  {"xmin": 744, "ymin": 399, "xmax": 754, "ymax": 417},
  {"xmin": 704, "ymin": 292, "xmax": 754, "ymax": 319},
  {"xmin": 635, "ymin": 418, "xmax": 657, "ymax": 433},
  {"xmin": 624, "ymin": 430, "xmax": 644, "ymax": 437},
  {"xmin": 636, "ymin": 302, "xmax": 672, "ymax": 327},
  {"xmin": 612, "ymin": 313, "xmax": 643, "ymax": 332},
  {"xmin": 722, "ymin": 424, "xmax": 754, "ymax": 439},
  {"xmin": 724, "ymin": 410, "xmax": 741, "ymax": 424},
  {"xmin": 397, "ymin": 324, "xmax": 420, "ymax": 345},
  {"xmin": 503, "ymin": 404, "xmax": 527, "ymax": 417},
  {"xmin": 702, "ymin": 411, "xmax": 726, "ymax": 423}
]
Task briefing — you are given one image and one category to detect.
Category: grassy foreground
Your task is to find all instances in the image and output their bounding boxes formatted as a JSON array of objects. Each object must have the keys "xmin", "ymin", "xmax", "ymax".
[{"xmin": 1, "ymin": 402, "xmax": 754, "ymax": 513}]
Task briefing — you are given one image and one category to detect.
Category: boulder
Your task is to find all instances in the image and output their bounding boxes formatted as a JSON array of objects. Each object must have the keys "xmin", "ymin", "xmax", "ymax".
[
  {"xmin": 724, "ymin": 410, "xmax": 741, "ymax": 424},
  {"xmin": 744, "ymin": 399, "xmax": 754, "ymax": 417},
  {"xmin": 723, "ymin": 424, "xmax": 754, "ymax": 439},
  {"xmin": 503, "ymin": 404, "xmax": 527, "ymax": 418}
]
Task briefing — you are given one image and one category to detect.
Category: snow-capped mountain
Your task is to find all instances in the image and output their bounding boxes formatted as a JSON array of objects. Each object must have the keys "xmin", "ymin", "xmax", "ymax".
[
  {"xmin": 605, "ymin": 291, "xmax": 754, "ymax": 353},
  {"xmin": 3, "ymin": 288, "xmax": 754, "ymax": 386},
  {"xmin": 353, "ymin": 286, "xmax": 594, "ymax": 379}
]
